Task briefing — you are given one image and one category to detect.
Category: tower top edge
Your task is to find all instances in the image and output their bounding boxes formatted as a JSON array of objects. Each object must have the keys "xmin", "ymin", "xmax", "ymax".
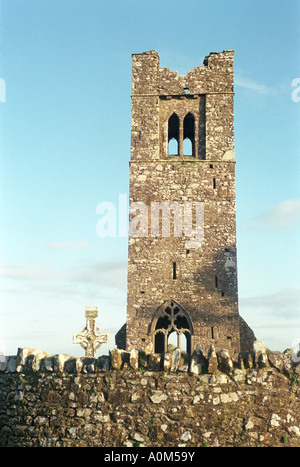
[{"xmin": 132, "ymin": 50, "xmax": 234, "ymax": 76}]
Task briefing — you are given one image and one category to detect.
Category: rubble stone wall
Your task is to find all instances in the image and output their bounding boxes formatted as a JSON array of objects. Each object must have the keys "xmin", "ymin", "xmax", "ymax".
[{"xmin": 0, "ymin": 346, "xmax": 299, "ymax": 447}]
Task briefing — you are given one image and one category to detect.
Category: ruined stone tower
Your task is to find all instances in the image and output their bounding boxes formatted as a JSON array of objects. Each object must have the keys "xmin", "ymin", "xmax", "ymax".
[{"xmin": 117, "ymin": 50, "xmax": 255, "ymax": 358}]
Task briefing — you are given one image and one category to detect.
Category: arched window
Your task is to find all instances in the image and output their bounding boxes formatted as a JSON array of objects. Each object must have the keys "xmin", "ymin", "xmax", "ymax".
[
  {"xmin": 168, "ymin": 113, "xmax": 179, "ymax": 155},
  {"xmin": 150, "ymin": 300, "xmax": 193, "ymax": 354},
  {"xmin": 183, "ymin": 113, "xmax": 195, "ymax": 156}
]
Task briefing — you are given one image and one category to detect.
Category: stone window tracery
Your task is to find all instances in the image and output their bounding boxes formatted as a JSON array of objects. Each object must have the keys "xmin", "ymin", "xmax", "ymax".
[{"xmin": 151, "ymin": 300, "xmax": 193, "ymax": 354}]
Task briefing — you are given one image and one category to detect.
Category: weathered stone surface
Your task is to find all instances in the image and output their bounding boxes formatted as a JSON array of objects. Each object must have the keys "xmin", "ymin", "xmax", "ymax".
[
  {"xmin": 238, "ymin": 353, "xmax": 245, "ymax": 370},
  {"xmin": 268, "ymin": 350, "xmax": 294, "ymax": 376},
  {"xmin": 217, "ymin": 349, "xmax": 234, "ymax": 373},
  {"xmin": 150, "ymin": 392, "xmax": 168, "ymax": 404},
  {"xmin": 163, "ymin": 353, "xmax": 172, "ymax": 371},
  {"xmin": 0, "ymin": 348, "xmax": 299, "ymax": 447},
  {"xmin": 97, "ymin": 355, "xmax": 110, "ymax": 371},
  {"xmin": 245, "ymin": 352, "xmax": 254, "ymax": 369},
  {"xmin": 170, "ymin": 348, "xmax": 181, "ymax": 372},
  {"xmin": 129, "ymin": 349, "xmax": 139, "ymax": 370},
  {"xmin": 208, "ymin": 343, "xmax": 218, "ymax": 374},
  {"xmin": 190, "ymin": 348, "xmax": 206, "ymax": 375},
  {"xmin": 16, "ymin": 348, "xmax": 50, "ymax": 372},
  {"xmin": 0, "ymin": 355, "xmax": 14, "ymax": 372},
  {"xmin": 253, "ymin": 339, "xmax": 267, "ymax": 354},
  {"xmin": 253, "ymin": 339, "xmax": 269, "ymax": 368},
  {"xmin": 109, "ymin": 348, "xmax": 123, "ymax": 370},
  {"xmin": 148, "ymin": 353, "xmax": 162, "ymax": 371},
  {"xmin": 53, "ymin": 354, "xmax": 71, "ymax": 373}
]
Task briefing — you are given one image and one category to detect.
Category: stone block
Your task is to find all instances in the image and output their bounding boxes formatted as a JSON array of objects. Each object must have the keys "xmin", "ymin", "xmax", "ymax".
[
  {"xmin": 110, "ymin": 348, "xmax": 123, "ymax": 370},
  {"xmin": 170, "ymin": 348, "xmax": 181, "ymax": 372},
  {"xmin": 148, "ymin": 353, "xmax": 162, "ymax": 371},
  {"xmin": 190, "ymin": 348, "xmax": 207, "ymax": 375},
  {"xmin": 217, "ymin": 349, "xmax": 233, "ymax": 373},
  {"xmin": 129, "ymin": 349, "xmax": 139, "ymax": 370},
  {"xmin": 163, "ymin": 353, "xmax": 172, "ymax": 371},
  {"xmin": 207, "ymin": 344, "xmax": 218, "ymax": 374}
]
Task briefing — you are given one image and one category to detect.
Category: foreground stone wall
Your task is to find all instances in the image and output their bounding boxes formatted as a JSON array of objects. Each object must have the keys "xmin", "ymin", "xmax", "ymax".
[{"xmin": 0, "ymin": 345, "xmax": 299, "ymax": 447}]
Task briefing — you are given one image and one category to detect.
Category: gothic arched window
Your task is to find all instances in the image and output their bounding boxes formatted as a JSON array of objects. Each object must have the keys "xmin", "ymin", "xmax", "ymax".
[
  {"xmin": 150, "ymin": 300, "xmax": 193, "ymax": 354},
  {"xmin": 183, "ymin": 113, "xmax": 195, "ymax": 156},
  {"xmin": 168, "ymin": 113, "xmax": 179, "ymax": 156}
]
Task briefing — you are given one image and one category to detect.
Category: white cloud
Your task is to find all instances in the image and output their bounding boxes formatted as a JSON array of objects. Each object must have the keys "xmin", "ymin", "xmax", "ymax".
[
  {"xmin": 240, "ymin": 288, "xmax": 300, "ymax": 320},
  {"xmin": 70, "ymin": 260, "xmax": 127, "ymax": 289},
  {"xmin": 0, "ymin": 259, "xmax": 128, "ymax": 355},
  {"xmin": 0, "ymin": 259, "xmax": 127, "ymax": 298},
  {"xmin": 0, "ymin": 265, "xmax": 65, "ymax": 282},
  {"xmin": 240, "ymin": 288, "xmax": 300, "ymax": 351},
  {"xmin": 235, "ymin": 76, "xmax": 277, "ymax": 96},
  {"xmin": 241, "ymin": 199, "xmax": 300, "ymax": 231},
  {"xmin": 265, "ymin": 199, "xmax": 300, "ymax": 229}
]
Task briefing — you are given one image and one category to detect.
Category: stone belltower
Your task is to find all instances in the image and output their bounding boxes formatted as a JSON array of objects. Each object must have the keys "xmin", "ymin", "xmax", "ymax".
[{"xmin": 117, "ymin": 50, "xmax": 255, "ymax": 358}]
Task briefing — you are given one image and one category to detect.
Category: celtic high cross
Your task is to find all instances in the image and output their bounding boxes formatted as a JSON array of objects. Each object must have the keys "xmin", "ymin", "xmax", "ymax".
[{"xmin": 73, "ymin": 307, "xmax": 109, "ymax": 358}]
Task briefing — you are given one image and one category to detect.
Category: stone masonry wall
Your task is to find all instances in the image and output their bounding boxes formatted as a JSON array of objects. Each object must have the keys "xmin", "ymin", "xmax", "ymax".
[
  {"xmin": 131, "ymin": 50, "xmax": 234, "ymax": 163},
  {"xmin": 125, "ymin": 49, "xmax": 254, "ymax": 357},
  {"xmin": 0, "ymin": 345, "xmax": 299, "ymax": 447},
  {"xmin": 127, "ymin": 158, "xmax": 242, "ymax": 355}
]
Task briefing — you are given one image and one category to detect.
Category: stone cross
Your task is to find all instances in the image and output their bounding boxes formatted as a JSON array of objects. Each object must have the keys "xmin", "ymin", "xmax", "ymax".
[{"xmin": 73, "ymin": 307, "xmax": 109, "ymax": 358}]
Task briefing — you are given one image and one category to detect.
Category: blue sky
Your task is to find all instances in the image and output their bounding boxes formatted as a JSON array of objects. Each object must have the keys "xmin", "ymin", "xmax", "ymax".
[{"xmin": 0, "ymin": 0, "xmax": 299, "ymax": 356}]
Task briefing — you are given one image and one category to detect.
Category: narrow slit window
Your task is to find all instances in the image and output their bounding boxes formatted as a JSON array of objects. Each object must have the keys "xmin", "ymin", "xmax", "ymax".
[
  {"xmin": 211, "ymin": 327, "xmax": 214, "ymax": 339},
  {"xmin": 168, "ymin": 113, "xmax": 179, "ymax": 156},
  {"xmin": 213, "ymin": 177, "xmax": 216, "ymax": 189},
  {"xmin": 173, "ymin": 262, "xmax": 177, "ymax": 280},
  {"xmin": 215, "ymin": 275, "xmax": 218, "ymax": 288},
  {"xmin": 183, "ymin": 113, "xmax": 195, "ymax": 156}
]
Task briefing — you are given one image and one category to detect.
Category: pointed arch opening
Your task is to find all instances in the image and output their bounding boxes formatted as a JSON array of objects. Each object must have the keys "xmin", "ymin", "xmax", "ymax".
[
  {"xmin": 183, "ymin": 112, "xmax": 195, "ymax": 156},
  {"xmin": 150, "ymin": 300, "xmax": 193, "ymax": 354},
  {"xmin": 168, "ymin": 113, "xmax": 179, "ymax": 156}
]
